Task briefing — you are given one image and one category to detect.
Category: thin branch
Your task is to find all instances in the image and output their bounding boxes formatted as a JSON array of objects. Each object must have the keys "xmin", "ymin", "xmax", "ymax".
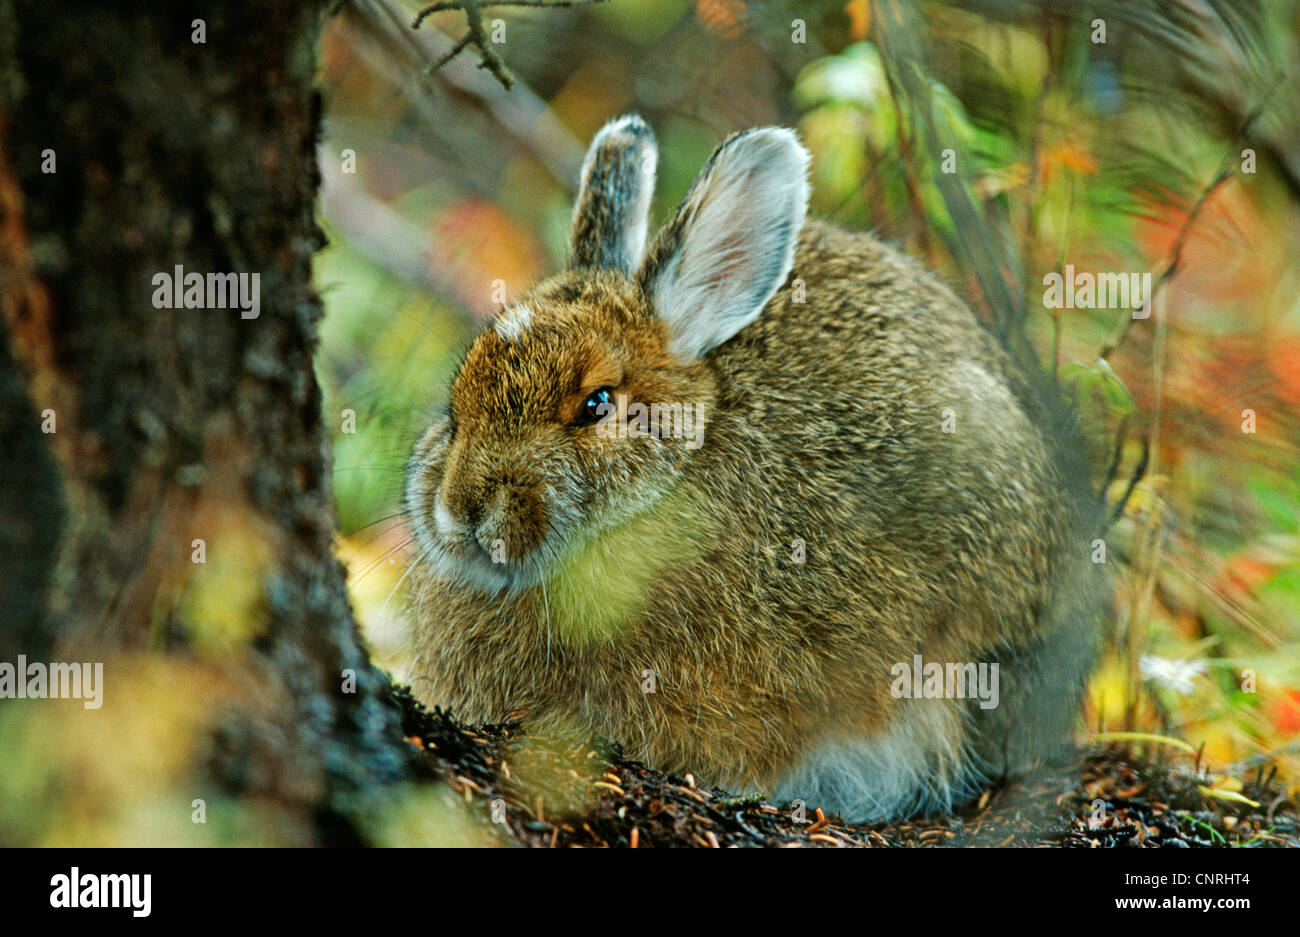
[
  {"xmin": 1099, "ymin": 101, "xmax": 1269, "ymax": 360},
  {"xmin": 426, "ymin": 31, "xmax": 472, "ymax": 73},
  {"xmin": 410, "ymin": 0, "xmax": 611, "ymax": 90},
  {"xmin": 1097, "ymin": 166, "xmax": 1232, "ymax": 361},
  {"xmin": 354, "ymin": 0, "xmax": 586, "ymax": 188}
]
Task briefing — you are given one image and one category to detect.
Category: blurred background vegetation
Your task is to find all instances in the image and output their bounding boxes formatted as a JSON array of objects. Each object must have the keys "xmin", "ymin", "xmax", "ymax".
[
  {"xmin": 3, "ymin": 0, "xmax": 1297, "ymax": 848},
  {"xmin": 316, "ymin": 0, "xmax": 1300, "ymax": 800}
]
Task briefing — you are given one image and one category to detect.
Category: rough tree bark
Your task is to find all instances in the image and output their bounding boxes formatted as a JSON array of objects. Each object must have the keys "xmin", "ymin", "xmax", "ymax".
[{"xmin": 0, "ymin": 0, "xmax": 417, "ymax": 842}]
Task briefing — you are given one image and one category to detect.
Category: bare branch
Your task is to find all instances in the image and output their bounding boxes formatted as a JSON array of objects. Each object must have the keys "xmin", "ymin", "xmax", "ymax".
[{"xmin": 410, "ymin": 0, "xmax": 611, "ymax": 90}]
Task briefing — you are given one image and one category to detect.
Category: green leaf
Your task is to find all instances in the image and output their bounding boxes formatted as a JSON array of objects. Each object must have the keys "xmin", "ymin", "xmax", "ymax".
[{"xmin": 1061, "ymin": 358, "xmax": 1136, "ymax": 420}]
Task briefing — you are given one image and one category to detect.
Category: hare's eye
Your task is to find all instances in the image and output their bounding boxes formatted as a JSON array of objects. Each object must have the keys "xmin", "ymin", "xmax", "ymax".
[{"xmin": 573, "ymin": 387, "xmax": 615, "ymax": 427}]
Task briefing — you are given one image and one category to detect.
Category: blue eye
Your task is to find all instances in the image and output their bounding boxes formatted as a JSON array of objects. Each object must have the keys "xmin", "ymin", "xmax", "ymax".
[{"xmin": 575, "ymin": 387, "xmax": 615, "ymax": 426}]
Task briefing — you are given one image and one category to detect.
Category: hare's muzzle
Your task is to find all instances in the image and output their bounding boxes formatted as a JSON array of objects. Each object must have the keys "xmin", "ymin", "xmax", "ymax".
[{"xmin": 438, "ymin": 469, "xmax": 549, "ymax": 567}]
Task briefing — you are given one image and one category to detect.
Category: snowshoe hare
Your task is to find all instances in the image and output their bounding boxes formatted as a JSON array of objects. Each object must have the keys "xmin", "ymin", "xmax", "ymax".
[{"xmin": 405, "ymin": 114, "xmax": 1104, "ymax": 821}]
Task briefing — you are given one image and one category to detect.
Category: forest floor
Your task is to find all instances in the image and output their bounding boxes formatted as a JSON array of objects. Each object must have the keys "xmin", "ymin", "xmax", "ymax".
[{"xmin": 392, "ymin": 685, "xmax": 1299, "ymax": 848}]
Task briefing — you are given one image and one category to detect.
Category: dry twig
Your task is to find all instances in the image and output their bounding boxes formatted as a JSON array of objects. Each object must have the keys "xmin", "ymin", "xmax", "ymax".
[{"xmin": 410, "ymin": 0, "xmax": 611, "ymax": 89}]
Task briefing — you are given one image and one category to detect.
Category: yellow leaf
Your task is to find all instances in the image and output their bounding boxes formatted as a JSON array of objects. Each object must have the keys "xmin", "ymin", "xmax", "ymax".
[
  {"xmin": 1198, "ymin": 785, "xmax": 1261, "ymax": 808},
  {"xmin": 974, "ymin": 162, "xmax": 1031, "ymax": 199},
  {"xmin": 1207, "ymin": 776, "xmax": 1243, "ymax": 793}
]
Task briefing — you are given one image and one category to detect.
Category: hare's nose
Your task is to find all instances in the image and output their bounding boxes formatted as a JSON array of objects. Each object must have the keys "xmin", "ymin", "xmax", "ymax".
[
  {"xmin": 438, "ymin": 479, "xmax": 483, "ymax": 533},
  {"xmin": 473, "ymin": 488, "xmax": 510, "ymax": 556},
  {"xmin": 474, "ymin": 478, "xmax": 547, "ymax": 561},
  {"xmin": 439, "ymin": 440, "xmax": 496, "ymax": 530}
]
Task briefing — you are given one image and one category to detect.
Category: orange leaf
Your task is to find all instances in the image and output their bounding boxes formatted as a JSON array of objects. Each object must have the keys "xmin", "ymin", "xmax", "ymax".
[
  {"xmin": 1270, "ymin": 338, "xmax": 1300, "ymax": 405},
  {"xmin": 1217, "ymin": 553, "xmax": 1277, "ymax": 600},
  {"xmin": 1271, "ymin": 690, "xmax": 1300, "ymax": 736},
  {"xmin": 846, "ymin": 0, "xmax": 871, "ymax": 40},
  {"xmin": 1040, "ymin": 138, "xmax": 1098, "ymax": 185},
  {"xmin": 695, "ymin": 0, "xmax": 744, "ymax": 39}
]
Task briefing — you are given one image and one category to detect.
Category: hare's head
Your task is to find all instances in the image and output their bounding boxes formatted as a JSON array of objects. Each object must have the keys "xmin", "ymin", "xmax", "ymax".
[{"xmin": 406, "ymin": 115, "xmax": 810, "ymax": 594}]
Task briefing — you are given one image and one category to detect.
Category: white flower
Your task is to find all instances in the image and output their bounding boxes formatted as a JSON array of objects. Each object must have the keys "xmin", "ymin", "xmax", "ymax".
[{"xmin": 1140, "ymin": 655, "xmax": 1207, "ymax": 695}]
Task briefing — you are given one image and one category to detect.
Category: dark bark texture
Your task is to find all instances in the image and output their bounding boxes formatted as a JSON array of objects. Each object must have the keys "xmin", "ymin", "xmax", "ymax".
[{"xmin": 0, "ymin": 0, "xmax": 416, "ymax": 842}]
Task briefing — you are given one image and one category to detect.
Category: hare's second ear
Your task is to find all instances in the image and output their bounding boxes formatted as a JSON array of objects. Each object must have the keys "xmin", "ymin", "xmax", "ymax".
[
  {"xmin": 637, "ymin": 128, "xmax": 809, "ymax": 362},
  {"xmin": 568, "ymin": 114, "xmax": 658, "ymax": 274}
]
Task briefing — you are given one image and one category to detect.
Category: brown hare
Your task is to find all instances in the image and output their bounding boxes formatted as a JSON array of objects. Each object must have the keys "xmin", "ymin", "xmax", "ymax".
[{"xmin": 404, "ymin": 114, "xmax": 1104, "ymax": 821}]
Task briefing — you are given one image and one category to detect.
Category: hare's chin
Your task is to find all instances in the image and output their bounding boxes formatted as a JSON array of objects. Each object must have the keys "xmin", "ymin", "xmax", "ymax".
[{"xmin": 414, "ymin": 535, "xmax": 557, "ymax": 597}]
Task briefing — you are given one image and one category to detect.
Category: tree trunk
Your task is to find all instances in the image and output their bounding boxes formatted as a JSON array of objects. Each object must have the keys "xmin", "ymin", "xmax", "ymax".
[{"xmin": 0, "ymin": 0, "xmax": 416, "ymax": 843}]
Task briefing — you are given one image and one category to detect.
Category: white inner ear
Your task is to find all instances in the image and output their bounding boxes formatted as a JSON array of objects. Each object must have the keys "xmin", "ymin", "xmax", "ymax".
[
  {"xmin": 649, "ymin": 128, "xmax": 809, "ymax": 361},
  {"xmin": 623, "ymin": 145, "xmax": 657, "ymax": 271}
]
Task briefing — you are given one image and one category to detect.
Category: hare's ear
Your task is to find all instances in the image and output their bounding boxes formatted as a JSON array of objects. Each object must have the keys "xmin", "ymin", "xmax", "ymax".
[
  {"xmin": 568, "ymin": 114, "xmax": 658, "ymax": 273},
  {"xmin": 637, "ymin": 128, "xmax": 809, "ymax": 362}
]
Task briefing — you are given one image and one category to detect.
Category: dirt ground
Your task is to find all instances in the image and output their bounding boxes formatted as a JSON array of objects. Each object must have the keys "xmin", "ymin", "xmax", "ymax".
[{"xmin": 391, "ymin": 685, "xmax": 1299, "ymax": 848}]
